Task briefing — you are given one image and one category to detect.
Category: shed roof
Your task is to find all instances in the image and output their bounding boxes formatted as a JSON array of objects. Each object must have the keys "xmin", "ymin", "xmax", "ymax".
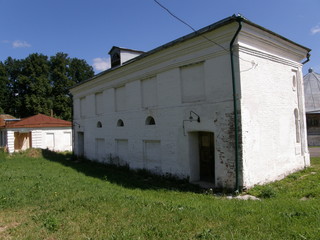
[
  {"xmin": 4, "ymin": 114, "xmax": 72, "ymax": 129},
  {"xmin": 0, "ymin": 114, "xmax": 17, "ymax": 127},
  {"xmin": 304, "ymin": 68, "xmax": 320, "ymax": 113}
]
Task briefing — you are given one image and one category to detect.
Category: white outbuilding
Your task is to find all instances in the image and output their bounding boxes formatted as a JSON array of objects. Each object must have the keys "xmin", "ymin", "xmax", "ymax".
[
  {"xmin": 70, "ymin": 15, "xmax": 310, "ymax": 190},
  {"xmin": 0, "ymin": 114, "xmax": 72, "ymax": 153}
]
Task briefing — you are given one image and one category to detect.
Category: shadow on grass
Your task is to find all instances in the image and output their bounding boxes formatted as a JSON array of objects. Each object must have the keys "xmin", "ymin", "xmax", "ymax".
[{"xmin": 40, "ymin": 149, "xmax": 202, "ymax": 193}]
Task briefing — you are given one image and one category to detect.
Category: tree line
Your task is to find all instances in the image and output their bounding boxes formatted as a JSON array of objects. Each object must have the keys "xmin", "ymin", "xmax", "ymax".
[{"xmin": 0, "ymin": 53, "xmax": 94, "ymax": 121}]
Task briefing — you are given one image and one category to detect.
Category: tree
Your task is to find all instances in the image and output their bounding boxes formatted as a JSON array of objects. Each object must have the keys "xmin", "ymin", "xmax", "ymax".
[
  {"xmin": 0, "ymin": 53, "xmax": 94, "ymax": 120},
  {"xmin": 19, "ymin": 53, "xmax": 52, "ymax": 117},
  {"xmin": 50, "ymin": 53, "xmax": 94, "ymax": 120},
  {"xmin": 3, "ymin": 57, "xmax": 23, "ymax": 117},
  {"xmin": 0, "ymin": 62, "xmax": 9, "ymax": 114}
]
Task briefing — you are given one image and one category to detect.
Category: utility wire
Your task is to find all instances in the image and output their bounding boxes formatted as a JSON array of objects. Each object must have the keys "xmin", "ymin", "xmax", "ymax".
[
  {"xmin": 152, "ymin": 0, "xmax": 255, "ymax": 65},
  {"xmin": 153, "ymin": 0, "xmax": 229, "ymax": 52}
]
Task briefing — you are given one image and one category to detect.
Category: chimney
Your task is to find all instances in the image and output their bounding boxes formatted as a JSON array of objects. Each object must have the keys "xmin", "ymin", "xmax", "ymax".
[{"xmin": 108, "ymin": 46, "xmax": 144, "ymax": 68}]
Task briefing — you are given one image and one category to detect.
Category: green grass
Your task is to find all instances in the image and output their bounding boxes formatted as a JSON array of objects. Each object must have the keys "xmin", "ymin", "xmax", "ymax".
[{"xmin": 0, "ymin": 149, "xmax": 320, "ymax": 240}]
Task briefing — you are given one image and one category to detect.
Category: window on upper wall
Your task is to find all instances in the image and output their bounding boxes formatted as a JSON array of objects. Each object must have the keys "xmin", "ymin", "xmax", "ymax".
[
  {"xmin": 115, "ymin": 86, "xmax": 126, "ymax": 111},
  {"xmin": 80, "ymin": 97, "xmax": 86, "ymax": 118},
  {"xmin": 97, "ymin": 121, "xmax": 102, "ymax": 128},
  {"xmin": 180, "ymin": 62, "xmax": 205, "ymax": 103},
  {"xmin": 145, "ymin": 116, "xmax": 156, "ymax": 125},
  {"xmin": 95, "ymin": 92, "xmax": 103, "ymax": 115},
  {"xmin": 141, "ymin": 77, "xmax": 157, "ymax": 108},
  {"xmin": 111, "ymin": 53, "xmax": 120, "ymax": 68}
]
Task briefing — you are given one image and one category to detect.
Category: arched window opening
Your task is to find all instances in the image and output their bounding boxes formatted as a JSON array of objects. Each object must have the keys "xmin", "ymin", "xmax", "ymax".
[
  {"xmin": 117, "ymin": 119, "xmax": 124, "ymax": 127},
  {"xmin": 145, "ymin": 116, "xmax": 156, "ymax": 125},
  {"xmin": 294, "ymin": 109, "xmax": 300, "ymax": 143},
  {"xmin": 111, "ymin": 53, "xmax": 120, "ymax": 68},
  {"xmin": 97, "ymin": 121, "xmax": 102, "ymax": 128}
]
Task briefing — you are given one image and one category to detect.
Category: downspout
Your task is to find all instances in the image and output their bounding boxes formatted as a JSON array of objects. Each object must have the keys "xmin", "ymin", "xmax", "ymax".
[
  {"xmin": 301, "ymin": 52, "xmax": 311, "ymax": 169},
  {"xmin": 302, "ymin": 53, "xmax": 310, "ymax": 65},
  {"xmin": 230, "ymin": 16, "xmax": 243, "ymax": 193}
]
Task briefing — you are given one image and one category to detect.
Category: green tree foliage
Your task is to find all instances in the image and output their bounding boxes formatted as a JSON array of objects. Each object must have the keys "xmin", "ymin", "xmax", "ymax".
[
  {"xmin": 0, "ymin": 62, "xmax": 9, "ymax": 113},
  {"xmin": 0, "ymin": 53, "xmax": 94, "ymax": 120}
]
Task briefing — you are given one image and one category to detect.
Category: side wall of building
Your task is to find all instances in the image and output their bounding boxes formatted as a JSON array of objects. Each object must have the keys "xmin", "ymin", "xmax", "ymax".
[
  {"xmin": 239, "ymin": 25, "xmax": 310, "ymax": 188},
  {"xmin": 72, "ymin": 23, "xmax": 241, "ymax": 189}
]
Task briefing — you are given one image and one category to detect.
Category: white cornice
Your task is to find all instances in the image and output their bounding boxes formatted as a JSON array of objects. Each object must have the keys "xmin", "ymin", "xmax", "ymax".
[{"xmin": 238, "ymin": 45, "xmax": 302, "ymax": 68}]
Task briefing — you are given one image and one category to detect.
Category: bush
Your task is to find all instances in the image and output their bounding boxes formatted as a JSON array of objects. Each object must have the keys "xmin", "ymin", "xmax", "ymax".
[{"xmin": 258, "ymin": 186, "xmax": 277, "ymax": 198}]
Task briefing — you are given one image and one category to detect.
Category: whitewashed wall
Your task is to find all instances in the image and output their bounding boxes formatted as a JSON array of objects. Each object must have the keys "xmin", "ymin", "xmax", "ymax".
[
  {"xmin": 5, "ymin": 127, "xmax": 72, "ymax": 153},
  {"xmin": 238, "ymin": 24, "xmax": 310, "ymax": 188},
  {"xmin": 71, "ymin": 21, "xmax": 309, "ymax": 189}
]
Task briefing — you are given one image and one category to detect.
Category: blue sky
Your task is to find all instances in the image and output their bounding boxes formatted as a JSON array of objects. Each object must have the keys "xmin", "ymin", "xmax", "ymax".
[{"xmin": 0, "ymin": 0, "xmax": 319, "ymax": 74}]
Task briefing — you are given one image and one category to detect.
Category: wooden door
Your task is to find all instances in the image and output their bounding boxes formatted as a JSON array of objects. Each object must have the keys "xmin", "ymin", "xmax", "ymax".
[{"xmin": 199, "ymin": 132, "xmax": 215, "ymax": 182}]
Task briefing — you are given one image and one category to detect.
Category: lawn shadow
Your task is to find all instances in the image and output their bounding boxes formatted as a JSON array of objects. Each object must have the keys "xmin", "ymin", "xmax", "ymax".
[{"xmin": 41, "ymin": 149, "xmax": 202, "ymax": 193}]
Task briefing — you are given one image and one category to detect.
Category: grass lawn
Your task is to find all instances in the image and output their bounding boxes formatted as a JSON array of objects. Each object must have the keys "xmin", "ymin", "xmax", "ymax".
[{"xmin": 0, "ymin": 149, "xmax": 319, "ymax": 240}]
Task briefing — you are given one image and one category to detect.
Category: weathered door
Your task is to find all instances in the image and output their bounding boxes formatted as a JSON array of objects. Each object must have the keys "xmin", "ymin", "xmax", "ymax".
[
  {"xmin": 78, "ymin": 132, "xmax": 84, "ymax": 157},
  {"xmin": 199, "ymin": 132, "xmax": 215, "ymax": 182}
]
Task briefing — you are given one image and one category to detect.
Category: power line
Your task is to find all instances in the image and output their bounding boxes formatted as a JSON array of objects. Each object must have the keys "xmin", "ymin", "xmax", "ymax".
[
  {"xmin": 153, "ymin": 0, "xmax": 229, "ymax": 52},
  {"xmin": 152, "ymin": 0, "xmax": 255, "ymax": 65}
]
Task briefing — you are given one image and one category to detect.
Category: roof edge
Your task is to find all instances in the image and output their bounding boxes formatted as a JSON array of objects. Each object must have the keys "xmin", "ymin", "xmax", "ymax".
[{"xmin": 71, "ymin": 15, "xmax": 311, "ymax": 91}]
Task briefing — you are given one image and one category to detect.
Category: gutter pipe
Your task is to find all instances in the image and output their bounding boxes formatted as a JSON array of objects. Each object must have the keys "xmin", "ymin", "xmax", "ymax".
[
  {"xmin": 302, "ymin": 53, "xmax": 310, "ymax": 65},
  {"xmin": 230, "ymin": 16, "xmax": 243, "ymax": 193},
  {"xmin": 301, "ymin": 52, "xmax": 311, "ymax": 169}
]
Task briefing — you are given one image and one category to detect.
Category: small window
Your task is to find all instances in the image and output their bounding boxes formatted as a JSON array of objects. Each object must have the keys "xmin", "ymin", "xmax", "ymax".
[
  {"xmin": 97, "ymin": 121, "xmax": 102, "ymax": 128},
  {"xmin": 145, "ymin": 116, "xmax": 155, "ymax": 125},
  {"xmin": 117, "ymin": 119, "xmax": 124, "ymax": 127},
  {"xmin": 111, "ymin": 53, "xmax": 120, "ymax": 68}
]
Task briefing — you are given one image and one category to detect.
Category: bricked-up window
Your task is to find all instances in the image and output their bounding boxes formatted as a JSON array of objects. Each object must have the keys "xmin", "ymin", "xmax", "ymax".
[
  {"xmin": 145, "ymin": 116, "xmax": 155, "ymax": 125},
  {"xmin": 180, "ymin": 62, "xmax": 205, "ymax": 103},
  {"xmin": 80, "ymin": 97, "xmax": 86, "ymax": 118},
  {"xmin": 115, "ymin": 86, "xmax": 126, "ymax": 111},
  {"xmin": 294, "ymin": 109, "xmax": 300, "ymax": 143},
  {"xmin": 95, "ymin": 92, "xmax": 103, "ymax": 115},
  {"xmin": 141, "ymin": 77, "xmax": 157, "ymax": 108}
]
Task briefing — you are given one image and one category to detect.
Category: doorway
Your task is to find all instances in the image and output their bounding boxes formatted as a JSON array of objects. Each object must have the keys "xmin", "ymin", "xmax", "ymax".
[
  {"xmin": 77, "ymin": 132, "xmax": 84, "ymax": 157},
  {"xmin": 14, "ymin": 132, "xmax": 31, "ymax": 151},
  {"xmin": 199, "ymin": 132, "xmax": 215, "ymax": 182}
]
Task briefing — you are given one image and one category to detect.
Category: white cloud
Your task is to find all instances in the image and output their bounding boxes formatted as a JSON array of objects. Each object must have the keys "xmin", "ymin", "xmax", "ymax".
[
  {"xmin": 311, "ymin": 25, "xmax": 320, "ymax": 35},
  {"xmin": 12, "ymin": 40, "xmax": 31, "ymax": 48},
  {"xmin": 92, "ymin": 57, "xmax": 110, "ymax": 72}
]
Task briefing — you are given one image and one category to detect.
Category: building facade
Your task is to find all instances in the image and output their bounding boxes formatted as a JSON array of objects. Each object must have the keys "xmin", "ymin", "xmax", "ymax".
[{"xmin": 70, "ymin": 16, "xmax": 310, "ymax": 190}]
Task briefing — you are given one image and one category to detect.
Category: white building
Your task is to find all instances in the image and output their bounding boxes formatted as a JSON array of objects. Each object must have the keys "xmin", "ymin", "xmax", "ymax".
[
  {"xmin": 0, "ymin": 114, "xmax": 72, "ymax": 153},
  {"xmin": 70, "ymin": 15, "xmax": 310, "ymax": 190}
]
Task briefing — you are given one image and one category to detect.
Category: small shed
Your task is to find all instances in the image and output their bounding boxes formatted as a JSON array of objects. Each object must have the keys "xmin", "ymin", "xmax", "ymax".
[{"xmin": 0, "ymin": 114, "xmax": 72, "ymax": 153}]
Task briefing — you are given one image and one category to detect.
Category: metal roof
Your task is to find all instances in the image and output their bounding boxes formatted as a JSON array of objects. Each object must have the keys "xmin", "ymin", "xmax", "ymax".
[
  {"xmin": 304, "ymin": 68, "xmax": 320, "ymax": 113},
  {"xmin": 71, "ymin": 15, "xmax": 311, "ymax": 90},
  {"xmin": 3, "ymin": 114, "xmax": 72, "ymax": 129}
]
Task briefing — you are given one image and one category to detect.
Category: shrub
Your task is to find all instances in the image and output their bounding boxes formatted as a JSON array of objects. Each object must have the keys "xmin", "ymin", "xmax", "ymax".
[{"xmin": 258, "ymin": 186, "xmax": 277, "ymax": 198}]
